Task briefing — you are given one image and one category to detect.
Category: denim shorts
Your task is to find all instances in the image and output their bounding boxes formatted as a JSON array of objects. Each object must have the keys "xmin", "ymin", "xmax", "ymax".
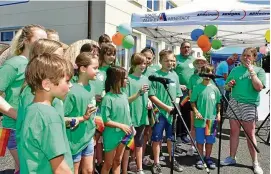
[
  {"xmin": 7, "ymin": 129, "xmax": 17, "ymax": 150},
  {"xmin": 195, "ymin": 127, "xmax": 216, "ymax": 144},
  {"xmin": 151, "ymin": 114, "xmax": 173, "ymax": 142},
  {"xmin": 72, "ymin": 138, "xmax": 94, "ymax": 163}
]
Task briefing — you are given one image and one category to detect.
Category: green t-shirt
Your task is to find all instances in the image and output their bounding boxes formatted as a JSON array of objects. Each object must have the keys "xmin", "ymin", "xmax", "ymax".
[
  {"xmin": 0, "ymin": 56, "xmax": 28, "ymax": 129},
  {"xmin": 190, "ymin": 83, "xmax": 221, "ymax": 128},
  {"xmin": 143, "ymin": 64, "xmax": 161, "ymax": 77},
  {"xmin": 225, "ymin": 65, "xmax": 266, "ymax": 106},
  {"xmin": 101, "ymin": 92, "xmax": 132, "ymax": 152},
  {"xmin": 175, "ymin": 54, "xmax": 195, "ymax": 86},
  {"xmin": 64, "ymin": 83, "xmax": 96, "ymax": 155},
  {"xmin": 16, "ymin": 85, "xmax": 64, "ymax": 146},
  {"xmin": 127, "ymin": 74, "xmax": 150, "ymax": 127},
  {"xmin": 187, "ymin": 74, "xmax": 202, "ymax": 91},
  {"xmin": 149, "ymin": 70, "xmax": 182, "ymax": 124},
  {"xmin": 19, "ymin": 103, "xmax": 73, "ymax": 174}
]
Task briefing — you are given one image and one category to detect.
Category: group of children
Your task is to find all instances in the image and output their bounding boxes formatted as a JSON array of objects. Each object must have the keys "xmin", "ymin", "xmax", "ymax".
[{"xmin": 0, "ymin": 24, "xmax": 222, "ymax": 174}]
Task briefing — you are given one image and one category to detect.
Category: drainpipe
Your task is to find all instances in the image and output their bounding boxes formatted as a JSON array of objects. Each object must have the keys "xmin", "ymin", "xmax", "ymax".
[{"xmin": 87, "ymin": 0, "xmax": 92, "ymax": 39}]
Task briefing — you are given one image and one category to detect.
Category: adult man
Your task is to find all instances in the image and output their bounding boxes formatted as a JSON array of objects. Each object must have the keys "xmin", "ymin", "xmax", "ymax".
[
  {"xmin": 215, "ymin": 53, "xmax": 238, "ymax": 94},
  {"xmin": 175, "ymin": 41, "xmax": 196, "ymax": 143}
]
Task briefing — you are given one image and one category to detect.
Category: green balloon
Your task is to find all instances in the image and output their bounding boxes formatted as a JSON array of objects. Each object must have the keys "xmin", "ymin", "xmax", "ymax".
[
  {"xmin": 122, "ymin": 35, "xmax": 134, "ymax": 49},
  {"xmin": 204, "ymin": 25, "xmax": 218, "ymax": 37},
  {"xmin": 211, "ymin": 40, "xmax": 222, "ymax": 50}
]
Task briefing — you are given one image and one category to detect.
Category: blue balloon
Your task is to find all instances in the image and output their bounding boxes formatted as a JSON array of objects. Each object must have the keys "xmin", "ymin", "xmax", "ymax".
[
  {"xmin": 117, "ymin": 23, "xmax": 132, "ymax": 36},
  {"xmin": 191, "ymin": 29, "xmax": 204, "ymax": 41}
]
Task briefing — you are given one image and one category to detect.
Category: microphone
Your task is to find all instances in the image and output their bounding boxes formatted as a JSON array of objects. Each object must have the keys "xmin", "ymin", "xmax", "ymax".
[
  {"xmin": 148, "ymin": 75, "xmax": 174, "ymax": 84},
  {"xmin": 199, "ymin": 73, "xmax": 224, "ymax": 79}
]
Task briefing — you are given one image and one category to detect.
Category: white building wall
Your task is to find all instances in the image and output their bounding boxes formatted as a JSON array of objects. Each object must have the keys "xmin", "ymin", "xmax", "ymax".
[
  {"xmin": 0, "ymin": 0, "xmax": 200, "ymax": 67},
  {"xmin": 0, "ymin": 1, "xmax": 88, "ymax": 44}
]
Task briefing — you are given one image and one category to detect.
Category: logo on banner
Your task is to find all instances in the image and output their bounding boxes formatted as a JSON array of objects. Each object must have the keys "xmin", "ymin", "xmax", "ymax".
[
  {"xmin": 249, "ymin": 9, "xmax": 270, "ymax": 20},
  {"xmin": 141, "ymin": 13, "xmax": 189, "ymax": 22},
  {"xmin": 158, "ymin": 13, "xmax": 167, "ymax": 21},
  {"xmin": 197, "ymin": 10, "xmax": 219, "ymax": 21},
  {"xmin": 222, "ymin": 10, "xmax": 246, "ymax": 20}
]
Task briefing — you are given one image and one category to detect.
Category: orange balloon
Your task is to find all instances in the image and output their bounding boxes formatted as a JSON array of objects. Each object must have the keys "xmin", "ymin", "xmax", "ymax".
[
  {"xmin": 201, "ymin": 43, "xmax": 212, "ymax": 53},
  {"xmin": 197, "ymin": 35, "xmax": 210, "ymax": 48},
  {"xmin": 112, "ymin": 32, "xmax": 124, "ymax": 46}
]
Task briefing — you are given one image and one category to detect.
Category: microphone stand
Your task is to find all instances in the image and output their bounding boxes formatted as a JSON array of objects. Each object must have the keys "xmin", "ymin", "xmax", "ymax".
[
  {"xmin": 209, "ymin": 77, "xmax": 260, "ymax": 174},
  {"xmin": 159, "ymin": 82, "xmax": 210, "ymax": 174}
]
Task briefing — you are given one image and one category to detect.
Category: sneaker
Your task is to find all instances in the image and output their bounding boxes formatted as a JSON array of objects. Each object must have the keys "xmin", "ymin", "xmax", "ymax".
[
  {"xmin": 220, "ymin": 156, "xmax": 236, "ymax": 166},
  {"xmin": 196, "ymin": 160, "xmax": 204, "ymax": 170},
  {"xmin": 143, "ymin": 156, "xmax": 153, "ymax": 166},
  {"xmin": 137, "ymin": 169, "xmax": 145, "ymax": 174},
  {"xmin": 253, "ymin": 163, "xmax": 263, "ymax": 174},
  {"xmin": 181, "ymin": 135, "xmax": 190, "ymax": 144},
  {"xmin": 152, "ymin": 163, "xmax": 162, "ymax": 174},
  {"xmin": 186, "ymin": 146, "xmax": 195, "ymax": 156},
  {"xmin": 205, "ymin": 157, "xmax": 216, "ymax": 170},
  {"xmin": 173, "ymin": 160, "xmax": 183, "ymax": 172},
  {"xmin": 129, "ymin": 161, "xmax": 137, "ymax": 172}
]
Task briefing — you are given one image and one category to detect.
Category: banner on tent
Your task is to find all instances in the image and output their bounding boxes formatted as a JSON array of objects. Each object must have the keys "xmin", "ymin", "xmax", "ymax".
[{"xmin": 131, "ymin": 9, "xmax": 270, "ymax": 27}]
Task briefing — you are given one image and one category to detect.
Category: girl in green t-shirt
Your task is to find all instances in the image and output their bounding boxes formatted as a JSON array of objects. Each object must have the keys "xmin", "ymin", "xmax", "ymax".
[
  {"xmin": 122, "ymin": 53, "xmax": 150, "ymax": 174},
  {"xmin": 0, "ymin": 24, "xmax": 47, "ymax": 174},
  {"xmin": 101, "ymin": 66, "xmax": 133, "ymax": 174},
  {"xmin": 91, "ymin": 43, "xmax": 116, "ymax": 170},
  {"xmin": 140, "ymin": 47, "xmax": 160, "ymax": 166},
  {"xmin": 64, "ymin": 52, "xmax": 98, "ymax": 174}
]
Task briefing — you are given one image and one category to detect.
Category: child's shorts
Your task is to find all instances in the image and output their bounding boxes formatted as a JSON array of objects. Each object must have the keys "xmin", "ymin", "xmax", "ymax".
[
  {"xmin": 151, "ymin": 114, "xmax": 173, "ymax": 142},
  {"xmin": 134, "ymin": 125, "xmax": 145, "ymax": 147},
  {"xmin": 7, "ymin": 129, "xmax": 17, "ymax": 150},
  {"xmin": 72, "ymin": 138, "xmax": 94, "ymax": 162},
  {"xmin": 195, "ymin": 127, "xmax": 216, "ymax": 144}
]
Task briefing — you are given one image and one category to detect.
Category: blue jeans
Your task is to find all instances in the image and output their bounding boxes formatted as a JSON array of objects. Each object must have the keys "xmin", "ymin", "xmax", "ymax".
[
  {"xmin": 151, "ymin": 114, "xmax": 173, "ymax": 142},
  {"xmin": 72, "ymin": 138, "xmax": 94, "ymax": 162}
]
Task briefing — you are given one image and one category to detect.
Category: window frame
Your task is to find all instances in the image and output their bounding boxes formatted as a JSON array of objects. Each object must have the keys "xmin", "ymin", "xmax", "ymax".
[
  {"xmin": 147, "ymin": 0, "xmax": 160, "ymax": 11},
  {"xmin": 0, "ymin": 30, "xmax": 16, "ymax": 42}
]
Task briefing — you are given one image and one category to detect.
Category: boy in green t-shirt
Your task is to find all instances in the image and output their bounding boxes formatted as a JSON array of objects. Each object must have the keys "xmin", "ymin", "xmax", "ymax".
[
  {"xmin": 19, "ymin": 53, "xmax": 74, "ymax": 174},
  {"xmin": 149, "ymin": 50, "xmax": 183, "ymax": 174},
  {"xmin": 190, "ymin": 64, "xmax": 221, "ymax": 170}
]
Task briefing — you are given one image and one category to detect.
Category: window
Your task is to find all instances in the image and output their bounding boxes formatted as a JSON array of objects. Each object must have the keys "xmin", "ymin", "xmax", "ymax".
[
  {"xmin": 147, "ymin": 0, "xmax": 159, "ymax": 11},
  {"xmin": 0, "ymin": 31, "xmax": 15, "ymax": 42},
  {"xmin": 146, "ymin": 38, "xmax": 159, "ymax": 63},
  {"xmin": 116, "ymin": 35, "xmax": 137, "ymax": 70},
  {"xmin": 166, "ymin": 0, "xmax": 176, "ymax": 9}
]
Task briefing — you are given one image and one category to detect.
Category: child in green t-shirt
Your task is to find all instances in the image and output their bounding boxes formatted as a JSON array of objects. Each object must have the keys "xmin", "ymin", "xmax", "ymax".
[
  {"xmin": 187, "ymin": 56, "xmax": 208, "ymax": 156},
  {"xmin": 122, "ymin": 53, "xmax": 150, "ymax": 174},
  {"xmin": 63, "ymin": 52, "xmax": 98, "ymax": 174},
  {"xmin": 149, "ymin": 50, "xmax": 183, "ymax": 174},
  {"xmin": 141, "ymin": 47, "xmax": 160, "ymax": 166},
  {"xmin": 90, "ymin": 43, "xmax": 117, "ymax": 171},
  {"xmin": 0, "ymin": 24, "xmax": 47, "ymax": 174},
  {"xmin": 16, "ymin": 38, "xmax": 65, "ymax": 148},
  {"xmin": 190, "ymin": 64, "xmax": 221, "ymax": 170},
  {"xmin": 101, "ymin": 66, "xmax": 133, "ymax": 174},
  {"xmin": 19, "ymin": 53, "xmax": 73, "ymax": 174}
]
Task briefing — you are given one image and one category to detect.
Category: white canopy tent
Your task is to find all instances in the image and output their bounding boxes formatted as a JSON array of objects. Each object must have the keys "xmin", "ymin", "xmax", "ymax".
[{"xmin": 131, "ymin": 0, "xmax": 270, "ymax": 47}]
